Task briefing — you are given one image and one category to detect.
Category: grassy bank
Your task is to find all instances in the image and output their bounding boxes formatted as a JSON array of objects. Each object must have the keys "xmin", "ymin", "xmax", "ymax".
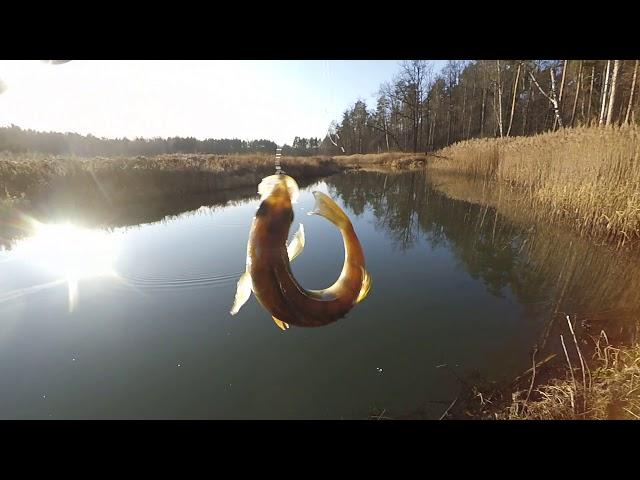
[
  {"xmin": 429, "ymin": 126, "xmax": 640, "ymax": 248},
  {"xmin": 0, "ymin": 150, "xmax": 427, "ymax": 207},
  {"xmin": 439, "ymin": 333, "xmax": 640, "ymax": 420},
  {"xmin": 502, "ymin": 340, "xmax": 640, "ymax": 420},
  {"xmin": 370, "ymin": 329, "xmax": 640, "ymax": 420},
  {"xmin": 484, "ymin": 323, "xmax": 640, "ymax": 420},
  {"xmin": 421, "ymin": 167, "xmax": 640, "ymax": 420},
  {"xmin": 333, "ymin": 152, "xmax": 428, "ymax": 170},
  {"xmin": 0, "ymin": 152, "xmax": 345, "ymax": 205}
]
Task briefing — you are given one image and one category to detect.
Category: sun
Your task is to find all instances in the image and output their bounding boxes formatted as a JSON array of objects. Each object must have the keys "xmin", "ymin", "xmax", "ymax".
[{"xmin": 11, "ymin": 222, "xmax": 121, "ymax": 311}]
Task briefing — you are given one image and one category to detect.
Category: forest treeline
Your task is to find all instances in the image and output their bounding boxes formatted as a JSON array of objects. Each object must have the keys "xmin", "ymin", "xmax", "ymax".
[
  {"xmin": 0, "ymin": 125, "xmax": 325, "ymax": 157},
  {"xmin": 1, "ymin": 60, "xmax": 638, "ymax": 157},
  {"xmin": 327, "ymin": 60, "xmax": 640, "ymax": 154}
]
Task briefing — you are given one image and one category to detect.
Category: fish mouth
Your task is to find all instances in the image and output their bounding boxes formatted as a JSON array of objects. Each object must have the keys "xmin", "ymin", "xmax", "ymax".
[{"xmin": 258, "ymin": 174, "xmax": 300, "ymax": 204}]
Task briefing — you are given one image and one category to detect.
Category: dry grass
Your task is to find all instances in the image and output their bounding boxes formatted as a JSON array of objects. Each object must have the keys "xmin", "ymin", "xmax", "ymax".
[
  {"xmin": 431, "ymin": 126, "xmax": 640, "ymax": 248},
  {"xmin": 428, "ymin": 169, "xmax": 640, "ymax": 343},
  {"xmin": 0, "ymin": 150, "xmax": 429, "ymax": 206},
  {"xmin": 0, "ymin": 152, "xmax": 343, "ymax": 204},
  {"xmin": 503, "ymin": 325, "xmax": 640, "ymax": 420}
]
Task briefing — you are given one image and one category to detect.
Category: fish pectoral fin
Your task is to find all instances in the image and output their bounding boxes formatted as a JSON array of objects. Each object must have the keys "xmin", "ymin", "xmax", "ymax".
[
  {"xmin": 287, "ymin": 224, "xmax": 305, "ymax": 262},
  {"xmin": 230, "ymin": 271, "xmax": 253, "ymax": 315},
  {"xmin": 272, "ymin": 316, "xmax": 290, "ymax": 330},
  {"xmin": 355, "ymin": 267, "xmax": 372, "ymax": 304}
]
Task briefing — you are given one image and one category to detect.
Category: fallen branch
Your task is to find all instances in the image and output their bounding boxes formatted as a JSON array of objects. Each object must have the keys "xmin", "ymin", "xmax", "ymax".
[
  {"xmin": 566, "ymin": 315, "xmax": 588, "ymax": 413},
  {"xmin": 560, "ymin": 334, "xmax": 577, "ymax": 411},
  {"xmin": 439, "ymin": 397, "xmax": 458, "ymax": 420},
  {"xmin": 513, "ymin": 353, "xmax": 558, "ymax": 384},
  {"xmin": 424, "ymin": 152, "xmax": 452, "ymax": 160},
  {"xmin": 525, "ymin": 347, "xmax": 538, "ymax": 404}
]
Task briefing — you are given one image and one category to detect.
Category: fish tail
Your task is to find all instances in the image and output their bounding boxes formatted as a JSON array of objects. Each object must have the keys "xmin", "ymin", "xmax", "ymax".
[{"xmin": 308, "ymin": 192, "xmax": 350, "ymax": 229}]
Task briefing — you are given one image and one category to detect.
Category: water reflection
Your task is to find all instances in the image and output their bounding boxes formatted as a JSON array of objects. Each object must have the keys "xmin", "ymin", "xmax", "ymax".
[
  {"xmin": 1, "ymin": 169, "xmax": 639, "ymax": 419},
  {"xmin": 5, "ymin": 169, "xmax": 638, "ymax": 341},
  {"xmin": 328, "ymin": 171, "xmax": 548, "ymax": 299},
  {"xmin": 327, "ymin": 170, "xmax": 640, "ymax": 346},
  {"xmin": 0, "ymin": 177, "xmax": 322, "ymax": 250},
  {"xmin": 6, "ymin": 222, "xmax": 122, "ymax": 312}
]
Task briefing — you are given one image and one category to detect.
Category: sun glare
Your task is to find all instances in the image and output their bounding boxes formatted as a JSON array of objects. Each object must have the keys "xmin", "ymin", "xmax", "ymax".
[{"xmin": 11, "ymin": 223, "xmax": 120, "ymax": 311}]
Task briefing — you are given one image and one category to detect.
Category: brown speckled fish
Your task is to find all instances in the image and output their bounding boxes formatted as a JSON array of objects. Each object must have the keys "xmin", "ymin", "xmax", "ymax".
[{"xmin": 230, "ymin": 173, "xmax": 371, "ymax": 329}]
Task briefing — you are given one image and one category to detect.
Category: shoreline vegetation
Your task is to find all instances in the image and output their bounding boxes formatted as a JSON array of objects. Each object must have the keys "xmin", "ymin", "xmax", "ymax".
[
  {"xmin": 0, "ymin": 152, "xmax": 343, "ymax": 205},
  {"xmin": 2, "ymin": 126, "xmax": 638, "ymax": 249},
  {"xmin": 429, "ymin": 125, "xmax": 640, "ymax": 250},
  {"xmin": 501, "ymin": 333, "xmax": 640, "ymax": 420},
  {"xmin": 370, "ymin": 330, "xmax": 640, "ymax": 420},
  {"xmin": 0, "ymin": 150, "xmax": 427, "ymax": 205}
]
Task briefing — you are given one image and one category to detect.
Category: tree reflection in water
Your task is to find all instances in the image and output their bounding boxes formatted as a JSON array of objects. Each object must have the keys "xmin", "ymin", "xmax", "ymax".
[{"xmin": 326, "ymin": 169, "xmax": 640, "ymax": 346}]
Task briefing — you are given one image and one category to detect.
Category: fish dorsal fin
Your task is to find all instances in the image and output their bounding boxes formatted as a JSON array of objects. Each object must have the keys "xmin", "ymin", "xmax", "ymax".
[
  {"xmin": 230, "ymin": 271, "xmax": 253, "ymax": 315},
  {"xmin": 287, "ymin": 224, "xmax": 305, "ymax": 262},
  {"xmin": 355, "ymin": 267, "xmax": 372, "ymax": 304},
  {"xmin": 272, "ymin": 316, "xmax": 290, "ymax": 330}
]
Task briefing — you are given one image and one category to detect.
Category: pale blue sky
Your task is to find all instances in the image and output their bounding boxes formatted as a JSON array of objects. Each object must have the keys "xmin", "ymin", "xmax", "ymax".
[{"xmin": 0, "ymin": 60, "xmax": 446, "ymax": 146}]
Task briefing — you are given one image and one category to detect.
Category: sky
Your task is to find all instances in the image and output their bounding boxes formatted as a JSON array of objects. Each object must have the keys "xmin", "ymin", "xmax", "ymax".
[{"xmin": 0, "ymin": 60, "xmax": 446, "ymax": 146}]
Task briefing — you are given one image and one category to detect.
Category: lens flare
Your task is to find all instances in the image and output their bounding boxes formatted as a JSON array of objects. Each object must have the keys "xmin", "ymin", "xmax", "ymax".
[{"xmin": 9, "ymin": 222, "xmax": 121, "ymax": 312}]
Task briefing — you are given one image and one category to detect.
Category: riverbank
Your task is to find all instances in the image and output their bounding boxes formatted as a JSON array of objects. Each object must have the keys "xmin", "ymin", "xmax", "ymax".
[
  {"xmin": 370, "ymin": 331, "xmax": 640, "ymax": 420},
  {"xmin": 0, "ymin": 152, "xmax": 349, "ymax": 205},
  {"xmin": 462, "ymin": 331, "xmax": 640, "ymax": 420},
  {"xmin": 356, "ymin": 169, "xmax": 640, "ymax": 420},
  {"xmin": 428, "ymin": 126, "xmax": 640, "ymax": 249},
  {"xmin": 4, "ymin": 126, "xmax": 638, "ymax": 252}
]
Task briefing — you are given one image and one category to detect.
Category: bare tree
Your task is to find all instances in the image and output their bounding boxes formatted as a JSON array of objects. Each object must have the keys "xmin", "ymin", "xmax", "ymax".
[
  {"xmin": 522, "ymin": 74, "xmax": 533, "ymax": 136},
  {"xmin": 467, "ymin": 70, "xmax": 477, "ymax": 140},
  {"xmin": 326, "ymin": 59, "xmax": 636, "ymax": 155},
  {"xmin": 443, "ymin": 61, "xmax": 464, "ymax": 145},
  {"xmin": 625, "ymin": 60, "xmax": 639, "ymax": 125},
  {"xmin": 495, "ymin": 60, "xmax": 504, "ymax": 137},
  {"xmin": 383, "ymin": 61, "xmax": 433, "ymax": 152},
  {"xmin": 587, "ymin": 64, "xmax": 596, "ymax": 124},
  {"xmin": 506, "ymin": 61, "xmax": 522, "ymax": 137},
  {"xmin": 605, "ymin": 60, "xmax": 621, "ymax": 126},
  {"xmin": 570, "ymin": 60, "xmax": 583, "ymax": 126},
  {"xmin": 599, "ymin": 60, "xmax": 611, "ymax": 126},
  {"xmin": 553, "ymin": 60, "xmax": 568, "ymax": 129},
  {"xmin": 480, "ymin": 62, "xmax": 488, "ymax": 137},
  {"xmin": 529, "ymin": 63, "xmax": 563, "ymax": 129}
]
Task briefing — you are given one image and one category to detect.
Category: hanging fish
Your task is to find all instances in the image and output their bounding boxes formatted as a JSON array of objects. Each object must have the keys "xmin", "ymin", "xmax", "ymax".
[{"xmin": 230, "ymin": 173, "xmax": 371, "ymax": 329}]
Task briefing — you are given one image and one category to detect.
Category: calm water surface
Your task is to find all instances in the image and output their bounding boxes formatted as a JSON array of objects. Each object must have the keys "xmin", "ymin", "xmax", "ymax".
[{"xmin": 1, "ymin": 170, "xmax": 639, "ymax": 419}]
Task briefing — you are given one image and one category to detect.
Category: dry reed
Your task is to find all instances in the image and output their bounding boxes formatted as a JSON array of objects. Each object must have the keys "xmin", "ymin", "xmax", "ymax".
[
  {"xmin": 503, "ymin": 327, "xmax": 640, "ymax": 420},
  {"xmin": 430, "ymin": 126, "xmax": 640, "ymax": 248},
  {"xmin": 0, "ymin": 152, "xmax": 343, "ymax": 204}
]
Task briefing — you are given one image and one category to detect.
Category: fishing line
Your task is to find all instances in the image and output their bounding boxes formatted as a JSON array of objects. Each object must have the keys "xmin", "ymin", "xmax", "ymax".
[
  {"xmin": 274, "ymin": 146, "xmax": 283, "ymax": 174},
  {"xmin": 324, "ymin": 61, "xmax": 346, "ymax": 153},
  {"xmin": 272, "ymin": 61, "xmax": 344, "ymax": 172}
]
